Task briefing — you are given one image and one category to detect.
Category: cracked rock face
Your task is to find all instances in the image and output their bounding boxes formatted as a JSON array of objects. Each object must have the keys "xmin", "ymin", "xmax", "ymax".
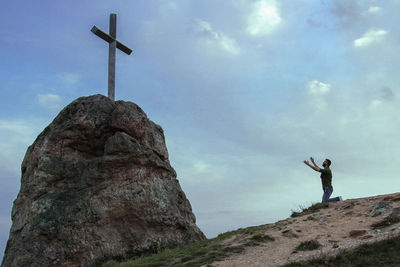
[{"xmin": 2, "ymin": 94, "xmax": 205, "ymax": 267}]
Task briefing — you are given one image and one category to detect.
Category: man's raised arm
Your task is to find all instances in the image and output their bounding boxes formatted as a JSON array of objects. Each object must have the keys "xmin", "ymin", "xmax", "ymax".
[
  {"xmin": 304, "ymin": 158, "xmax": 321, "ymax": 172},
  {"xmin": 310, "ymin": 157, "xmax": 321, "ymax": 171}
]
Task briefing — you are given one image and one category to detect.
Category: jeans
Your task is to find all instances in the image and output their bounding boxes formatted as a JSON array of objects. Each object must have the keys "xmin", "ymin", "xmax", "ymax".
[{"xmin": 322, "ymin": 187, "xmax": 341, "ymax": 202}]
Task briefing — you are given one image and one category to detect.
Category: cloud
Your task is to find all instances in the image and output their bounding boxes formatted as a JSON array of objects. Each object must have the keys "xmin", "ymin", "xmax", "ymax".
[
  {"xmin": 329, "ymin": 0, "xmax": 362, "ymax": 27},
  {"xmin": 193, "ymin": 160, "xmax": 211, "ymax": 174},
  {"xmin": 353, "ymin": 28, "xmax": 388, "ymax": 47},
  {"xmin": 0, "ymin": 118, "xmax": 46, "ymax": 260},
  {"xmin": 369, "ymin": 99, "xmax": 383, "ymax": 108},
  {"xmin": 0, "ymin": 120, "xmax": 30, "ymax": 134},
  {"xmin": 307, "ymin": 80, "xmax": 331, "ymax": 95},
  {"xmin": 176, "ymin": 153, "xmax": 234, "ymax": 185},
  {"xmin": 380, "ymin": 86, "xmax": 395, "ymax": 101},
  {"xmin": 370, "ymin": 86, "xmax": 396, "ymax": 108},
  {"xmin": 0, "ymin": 119, "xmax": 43, "ymax": 172},
  {"xmin": 37, "ymin": 94, "xmax": 62, "ymax": 110},
  {"xmin": 247, "ymin": 0, "xmax": 281, "ymax": 36},
  {"xmin": 306, "ymin": 80, "xmax": 332, "ymax": 111},
  {"xmin": 365, "ymin": 6, "xmax": 382, "ymax": 15},
  {"xmin": 193, "ymin": 19, "xmax": 240, "ymax": 55}
]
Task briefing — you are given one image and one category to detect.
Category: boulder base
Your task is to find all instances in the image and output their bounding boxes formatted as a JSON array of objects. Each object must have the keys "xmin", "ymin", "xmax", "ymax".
[{"xmin": 2, "ymin": 95, "xmax": 205, "ymax": 266}]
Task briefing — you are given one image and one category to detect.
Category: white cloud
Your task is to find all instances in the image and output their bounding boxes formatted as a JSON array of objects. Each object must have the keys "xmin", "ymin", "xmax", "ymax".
[
  {"xmin": 369, "ymin": 99, "xmax": 382, "ymax": 108},
  {"xmin": 306, "ymin": 80, "xmax": 332, "ymax": 111},
  {"xmin": 247, "ymin": 0, "xmax": 281, "ymax": 36},
  {"xmin": 193, "ymin": 160, "xmax": 211, "ymax": 173},
  {"xmin": 37, "ymin": 94, "xmax": 62, "ymax": 110},
  {"xmin": 178, "ymin": 155, "xmax": 230, "ymax": 184},
  {"xmin": 365, "ymin": 6, "xmax": 382, "ymax": 15},
  {"xmin": 0, "ymin": 120, "xmax": 30, "ymax": 134},
  {"xmin": 354, "ymin": 28, "xmax": 388, "ymax": 47},
  {"xmin": 307, "ymin": 80, "xmax": 331, "ymax": 95},
  {"xmin": 194, "ymin": 19, "xmax": 240, "ymax": 55}
]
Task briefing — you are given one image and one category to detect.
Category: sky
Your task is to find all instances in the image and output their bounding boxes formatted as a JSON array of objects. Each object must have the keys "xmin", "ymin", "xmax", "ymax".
[{"xmin": 1, "ymin": 0, "xmax": 400, "ymax": 261}]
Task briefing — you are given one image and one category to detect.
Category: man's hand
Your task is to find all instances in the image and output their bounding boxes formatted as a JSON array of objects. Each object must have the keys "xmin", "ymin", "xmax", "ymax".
[
  {"xmin": 310, "ymin": 157, "xmax": 319, "ymax": 169},
  {"xmin": 304, "ymin": 158, "xmax": 320, "ymax": 172}
]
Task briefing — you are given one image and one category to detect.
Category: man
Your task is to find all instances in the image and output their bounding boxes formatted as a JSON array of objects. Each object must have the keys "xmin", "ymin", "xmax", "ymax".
[{"xmin": 304, "ymin": 157, "xmax": 342, "ymax": 202}]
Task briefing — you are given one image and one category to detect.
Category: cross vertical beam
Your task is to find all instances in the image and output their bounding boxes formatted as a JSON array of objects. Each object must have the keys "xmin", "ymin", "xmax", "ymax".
[
  {"xmin": 91, "ymin": 14, "xmax": 133, "ymax": 101},
  {"xmin": 108, "ymin": 14, "xmax": 116, "ymax": 100}
]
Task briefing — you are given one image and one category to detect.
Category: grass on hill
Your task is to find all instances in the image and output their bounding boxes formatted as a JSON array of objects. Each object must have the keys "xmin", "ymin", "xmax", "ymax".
[
  {"xmin": 102, "ymin": 225, "xmax": 275, "ymax": 267},
  {"xmin": 294, "ymin": 240, "xmax": 321, "ymax": 252},
  {"xmin": 291, "ymin": 202, "xmax": 329, "ymax": 218},
  {"xmin": 284, "ymin": 235, "xmax": 400, "ymax": 267}
]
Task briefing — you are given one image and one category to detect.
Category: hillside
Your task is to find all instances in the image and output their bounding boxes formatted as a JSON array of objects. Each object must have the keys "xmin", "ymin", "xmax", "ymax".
[{"xmin": 103, "ymin": 192, "xmax": 400, "ymax": 266}]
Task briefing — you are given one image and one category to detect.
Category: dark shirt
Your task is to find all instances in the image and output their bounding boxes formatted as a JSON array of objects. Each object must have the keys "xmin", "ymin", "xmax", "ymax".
[{"xmin": 319, "ymin": 167, "xmax": 332, "ymax": 190}]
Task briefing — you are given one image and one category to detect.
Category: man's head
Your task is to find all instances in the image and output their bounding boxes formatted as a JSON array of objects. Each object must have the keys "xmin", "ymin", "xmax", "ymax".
[{"xmin": 323, "ymin": 159, "xmax": 331, "ymax": 168}]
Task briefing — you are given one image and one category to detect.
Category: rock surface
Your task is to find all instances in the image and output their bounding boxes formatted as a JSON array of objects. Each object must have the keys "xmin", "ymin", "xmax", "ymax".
[
  {"xmin": 2, "ymin": 95, "xmax": 205, "ymax": 267},
  {"xmin": 370, "ymin": 201, "xmax": 392, "ymax": 217},
  {"xmin": 348, "ymin": 230, "xmax": 366, "ymax": 238}
]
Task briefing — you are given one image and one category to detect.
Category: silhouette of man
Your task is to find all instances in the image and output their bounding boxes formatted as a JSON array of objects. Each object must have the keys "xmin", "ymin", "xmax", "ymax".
[{"xmin": 304, "ymin": 157, "xmax": 342, "ymax": 202}]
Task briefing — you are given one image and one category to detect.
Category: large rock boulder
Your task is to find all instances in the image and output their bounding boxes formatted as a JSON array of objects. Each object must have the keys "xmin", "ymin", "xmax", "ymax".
[{"xmin": 2, "ymin": 94, "xmax": 205, "ymax": 266}]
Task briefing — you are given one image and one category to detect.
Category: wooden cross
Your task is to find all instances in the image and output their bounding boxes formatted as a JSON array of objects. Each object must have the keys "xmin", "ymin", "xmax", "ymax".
[{"xmin": 91, "ymin": 14, "xmax": 133, "ymax": 100}]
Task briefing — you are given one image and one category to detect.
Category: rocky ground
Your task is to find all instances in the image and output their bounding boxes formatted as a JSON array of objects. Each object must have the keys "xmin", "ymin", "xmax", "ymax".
[{"xmin": 211, "ymin": 192, "xmax": 400, "ymax": 267}]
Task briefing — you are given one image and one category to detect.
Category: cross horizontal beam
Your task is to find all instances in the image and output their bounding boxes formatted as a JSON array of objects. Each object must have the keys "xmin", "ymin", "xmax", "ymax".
[{"xmin": 91, "ymin": 26, "xmax": 133, "ymax": 55}]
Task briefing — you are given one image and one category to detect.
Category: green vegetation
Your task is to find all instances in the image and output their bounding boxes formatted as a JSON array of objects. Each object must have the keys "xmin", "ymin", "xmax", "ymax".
[
  {"xmin": 249, "ymin": 234, "xmax": 274, "ymax": 243},
  {"xmin": 294, "ymin": 240, "xmax": 321, "ymax": 252},
  {"xmin": 291, "ymin": 202, "xmax": 329, "ymax": 218},
  {"xmin": 244, "ymin": 234, "xmax": 275, "ymax": 247},
  {"xmin": 386, "ymin": 216, "xmax": 400, "ymax": 225},
  {"xmin": 305, "ymin": 216, "xmax": 316, "ymax": 221},
  {"xmin": 102, "ymin": 239, "xmax": 243, "ymax": 267},
  {"xmin": 102, "ymin": 224, "xmax": 274, "ymax": 267},
  {"xmin": 284, "ymin": 235, "xmax": 400, "ymax": 267}
]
